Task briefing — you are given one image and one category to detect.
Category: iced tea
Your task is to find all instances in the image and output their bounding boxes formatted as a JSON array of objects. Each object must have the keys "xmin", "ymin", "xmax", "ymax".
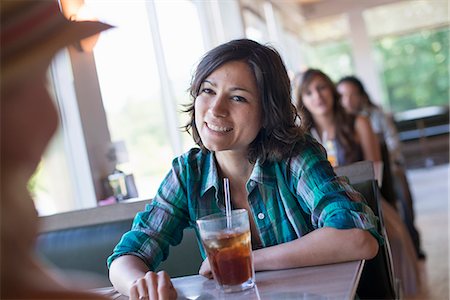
[
  {"xmin": 197, "ymin": 209, "xmax": 255, "ymax": 292},
  {"xmin": 203, "ymin": 230, "xmax": 253, "ymax": 286}
]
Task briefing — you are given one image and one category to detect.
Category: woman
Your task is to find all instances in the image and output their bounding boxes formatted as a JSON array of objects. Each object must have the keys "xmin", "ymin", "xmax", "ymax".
[
  {"xmin": 295, "ymin": 69, "xmax": 420, "ymax": 296},
  {"xmin": 108, "ymin": 40, "xmax": 380, "ymax": 299},
  {"xmin": 337, "ymin": 75, "xmax": 403, "ymax": 166},
  {"xmin": 0, "ymin": 1, "xmax": 122, "ymax": 299},
  {"xmin": 337, "ymin": 75, "xmax": 426, "ymax": 260},
  {"xmin": 294, "ymin": 69, "xmax": 381, "ymax": 170}
]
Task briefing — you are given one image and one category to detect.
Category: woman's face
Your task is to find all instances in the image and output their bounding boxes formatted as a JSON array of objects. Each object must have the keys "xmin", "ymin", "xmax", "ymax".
[
  {"xmin": 301, "ymin": 75, "xmax": 334, "ymax": 117},
  {"xmin": 1, "ymin": 71, "xmax": 59, "ymax": 177},
  {"xmin": 337, "ymin": 82, "xmax": 363, "ymax": 114},
  {"xmin": 194, "ymin": 60, "xmax": 262, "ymax": 154}
]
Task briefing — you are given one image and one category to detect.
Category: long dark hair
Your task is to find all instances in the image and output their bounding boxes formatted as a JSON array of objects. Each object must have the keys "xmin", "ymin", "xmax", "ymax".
[
  {"xmin": 294, "ymin": 69, "xmax": 358, "ymax": 162},
  {"xmin": 183, "ymin": 39, "xmax": 304, "ymax": 163},
  {"xmin": 337, "ymin": 75, "xmax": 377, "ymax": 108}
]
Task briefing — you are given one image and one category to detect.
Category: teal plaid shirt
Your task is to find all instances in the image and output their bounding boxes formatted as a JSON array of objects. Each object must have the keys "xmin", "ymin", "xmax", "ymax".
[{"xmin": 108, "ymin": 135, "xmax": 381, "ymax": 270}]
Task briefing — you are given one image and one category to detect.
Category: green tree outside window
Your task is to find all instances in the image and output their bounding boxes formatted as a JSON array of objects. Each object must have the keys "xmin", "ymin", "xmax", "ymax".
[{"xmin": 374, "ymin": 26, "xmax": 449, "ymax": 113}]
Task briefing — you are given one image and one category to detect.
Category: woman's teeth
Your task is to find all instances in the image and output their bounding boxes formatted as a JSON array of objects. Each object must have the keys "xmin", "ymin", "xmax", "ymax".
[{"xmin": 208, "ymin": 123, "xmax": 232, "ymax": 132}]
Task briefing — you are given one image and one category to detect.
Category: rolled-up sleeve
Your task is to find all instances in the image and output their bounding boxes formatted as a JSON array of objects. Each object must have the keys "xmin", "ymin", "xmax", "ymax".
[
  {"xmin": 107, "ymin": 155, "xmax": 190, "ymax": 270},
  {"xmin": 294, "ymin": 137, "xmax": 384, "ymax": 245}
]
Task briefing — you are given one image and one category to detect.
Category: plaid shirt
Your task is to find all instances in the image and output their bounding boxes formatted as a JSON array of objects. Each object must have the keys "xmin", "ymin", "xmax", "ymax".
[{"xmin": 108, "ymin": 135, "xmax": 381, "ymax": 270}]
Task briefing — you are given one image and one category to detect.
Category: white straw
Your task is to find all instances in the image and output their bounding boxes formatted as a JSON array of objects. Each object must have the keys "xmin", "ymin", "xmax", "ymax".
[{"xmin": 224, "ymin": 178, "xmax": 232, "ymax": 229}]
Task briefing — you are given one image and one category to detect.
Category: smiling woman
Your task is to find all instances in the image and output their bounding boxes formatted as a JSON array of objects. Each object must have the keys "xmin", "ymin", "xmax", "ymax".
[{"xmin": 108, "ymin": 38, "xmax": 381, "ymax": 299}]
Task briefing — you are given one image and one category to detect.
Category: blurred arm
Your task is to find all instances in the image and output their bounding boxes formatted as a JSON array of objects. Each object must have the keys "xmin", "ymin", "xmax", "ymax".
[{"xmin": 355, "ymin": 115, "xmax": 381, "ymax": 162}]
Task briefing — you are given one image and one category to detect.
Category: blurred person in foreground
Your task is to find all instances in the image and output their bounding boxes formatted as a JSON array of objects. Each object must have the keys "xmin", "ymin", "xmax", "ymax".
[
  {"xmin": 337, "ymin": 75, "xmax": 425, "ymax": 260},
  {"xmin": 0, "ymin": 1, "xmax": 174, "ymax": 299},
  {"xmin": 108, "ymin": 39, "xmax": 381, "ymax": 299},
  {"xmin": 294, "ymin": 69, "xmax": 420, "ymax": 296}
]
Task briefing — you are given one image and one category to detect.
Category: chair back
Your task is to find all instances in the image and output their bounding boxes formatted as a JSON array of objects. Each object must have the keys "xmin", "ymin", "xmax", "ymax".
[
  {"xmin": 378, "ymin": 135, "xmax": 398, "ymax": 206},
  {"xmin": 335, "ymin": 161, "xmax": 399, "ymax": 299},
  {"xmin": 334, "ymin": 160, "xmax": 375, "ymax": 184}
]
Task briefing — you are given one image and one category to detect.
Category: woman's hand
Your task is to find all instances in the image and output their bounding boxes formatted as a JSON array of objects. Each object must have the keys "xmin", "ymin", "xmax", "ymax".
[
  {"xmin": 198, "ymin": 258, "xmax": 213, "ymax": 279},
  {"xmin": 129, "ymin": 271, "xmax": 177, "ymax": 300}
]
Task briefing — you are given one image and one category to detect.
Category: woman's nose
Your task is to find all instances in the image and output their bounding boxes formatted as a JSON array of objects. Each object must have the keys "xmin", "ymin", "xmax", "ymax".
[
  {"xmin": 209, "ymin": 94, "xmax": 228, "ymax": 117},
  {"xmin": 311, "ymin": 89, "xmax": 321, "ymax": 100}
]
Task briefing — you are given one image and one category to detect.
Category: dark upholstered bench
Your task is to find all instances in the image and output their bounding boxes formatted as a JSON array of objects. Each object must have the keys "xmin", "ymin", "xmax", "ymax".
[{"xmin": 36, "ymin": 200, "xmax": 203, "ymax": 288}]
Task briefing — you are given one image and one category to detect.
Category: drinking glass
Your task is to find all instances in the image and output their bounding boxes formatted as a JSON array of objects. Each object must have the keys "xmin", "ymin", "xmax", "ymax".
[{"xmin": 196, "ymin": 209, "xmax": 255, "ymax": 293}]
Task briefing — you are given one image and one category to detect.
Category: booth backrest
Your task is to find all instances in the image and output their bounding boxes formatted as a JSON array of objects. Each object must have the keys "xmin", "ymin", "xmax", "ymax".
[
  {"xmin": 335, "ymin": 161, "xmax": 399, "ymax": 299},
  {"xmin": 36, "ymin": 200, "xmax": 203, "ymax": 288}
]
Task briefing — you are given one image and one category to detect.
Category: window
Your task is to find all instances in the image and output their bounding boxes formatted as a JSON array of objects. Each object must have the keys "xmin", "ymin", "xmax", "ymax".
[
  {"xmin": 298, "ymin": 14, "xmax": 354, "ymax": 81},
  {"xmin": 86, "ymin": 0, "xmax": 205, "ymax": 200},
  {"xmin": 31, "ymin": 51, "xmax": 98, "ymax": 216},
  {"xmin": 29, "ymin": 129, "xmax": 75, "ymax": 216},
  {"xmin": 154, "ymin": 0, "xmax": 205, "ymax": 151},
  {"xmin": 373, "ymin": 27, "xmax": 449, "ymax": 112},
  {"xmin": 303, "ymin": 40, "xmax": 354, "ymax": 82},
  {"xmin": 364, "ymin": 1, "xmax": 449, "ymax": 112}
]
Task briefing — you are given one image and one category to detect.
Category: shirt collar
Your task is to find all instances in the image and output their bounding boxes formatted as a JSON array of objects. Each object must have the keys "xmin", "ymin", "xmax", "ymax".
[
  {"xmin": 247, "ymin": 157, "xmax": 277, "ymax": 191},
  {"xmin": 199, "ymin": 152, "xmax": 277, "ymax": 198},
  {"xmin": 199, "ymin": 151, "xmax": 220, "ymax": 199}
]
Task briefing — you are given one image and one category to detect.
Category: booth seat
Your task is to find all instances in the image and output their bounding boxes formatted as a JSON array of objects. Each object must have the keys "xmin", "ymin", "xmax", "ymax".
[{"xmin": 36, "ymin": 200, "xmax": 203, "ymax": 288}]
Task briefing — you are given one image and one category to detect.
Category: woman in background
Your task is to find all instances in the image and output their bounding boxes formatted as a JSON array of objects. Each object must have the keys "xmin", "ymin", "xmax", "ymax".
[
  {"xmin": 337, "ymin": 76, "xmax": 403, "ymax": 166},
  {"xmin": 337, "ymin": 75, "xmax": 425, "ymax": 260},
  {"xmin": 293, "ymin": 69, "xmax": 381, "ymax": 168},
  {"xmin": 295, "ymin": 69, "xmax": 420, "ymax": 296}
]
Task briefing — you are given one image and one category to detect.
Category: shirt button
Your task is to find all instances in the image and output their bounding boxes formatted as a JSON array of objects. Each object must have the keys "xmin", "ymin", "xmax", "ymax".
[
  {"xmin": 257, "ymin": 213, "xmax": 265, "ymax": 220},
  {"xmin": 250, "ymin": 181, "xmax": 256, "ymax": 187}
]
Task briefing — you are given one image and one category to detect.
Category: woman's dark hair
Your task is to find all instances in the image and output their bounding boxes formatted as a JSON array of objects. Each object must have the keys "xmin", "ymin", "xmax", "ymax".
[
  {"xmin": 293, "ymin": 69, "xmax": 358, "ymax": 162},
  {"xmin": 337, "ymin": 75, "xmax": 376, "ymax": 108},
  {"xmin": 183, "ymin": 38, "xmax": 304, "ymax": 163}
]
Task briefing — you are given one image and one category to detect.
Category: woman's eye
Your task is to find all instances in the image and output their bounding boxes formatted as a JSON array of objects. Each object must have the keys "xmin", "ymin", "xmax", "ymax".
[
  {"xmin": 231, "ymin": 95, "xmax": 246, "ymax": 102},
  {"xmin": 201, "ymin": 88, "xmax": 213, "ymax": 94}
]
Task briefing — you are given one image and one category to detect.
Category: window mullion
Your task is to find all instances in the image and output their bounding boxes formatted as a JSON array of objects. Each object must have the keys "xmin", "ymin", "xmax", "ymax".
[
  {"xmin": 144, "ymin": 1, "xmax": 183, "ymax": 157},
  {"xmin": 49, "ymin": 49, "xmax": 97, "ymax": 209}
]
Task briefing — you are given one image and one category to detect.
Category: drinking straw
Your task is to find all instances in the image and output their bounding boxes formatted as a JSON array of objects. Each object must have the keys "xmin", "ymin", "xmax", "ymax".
[{"xmin": 224, "ymin": 178, "xmax": 232, "ymax": 229}]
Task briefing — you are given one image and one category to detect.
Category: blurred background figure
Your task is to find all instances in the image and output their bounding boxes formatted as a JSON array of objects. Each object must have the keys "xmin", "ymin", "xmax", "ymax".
[
  {"xmin": 337, "ymin": 76, "xmax": 402, "ymax": 165},
  {"xmin": 293, "ymin": 69, "xmax": 381, "ymax": 169},
  {"xmin": 337, "ymin": 76, "xmax": 426, "ymax": 260},
  {"xmin": 0, "ymin": 1, "xmax": 111, "ymax": 298},
  {"xmin": 294, "ymin": 69, "xmax": 421, "ymax": 297}
]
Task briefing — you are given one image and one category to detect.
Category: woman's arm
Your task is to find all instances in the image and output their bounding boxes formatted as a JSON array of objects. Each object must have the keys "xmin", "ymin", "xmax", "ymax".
[
  {"xmin": 109, "ymin": 255, "xmax": 148, "ymax": 296},
  {"xmin": 355, "ymin": 115, "xmax": 381, "ymax": 162},
  {"xmin": 199, "ymin": 227, "xmax": 378, "ymax": 276},
  {"xmin": 253, "ymin": 227, "xmax": 378, "ymax": 271},
  {"xmin": 109, "ymin": 255, "xmax": 177, "ymax": 299}
]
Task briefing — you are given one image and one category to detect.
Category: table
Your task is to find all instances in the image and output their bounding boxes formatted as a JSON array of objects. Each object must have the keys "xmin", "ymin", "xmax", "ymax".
[{"xmin": 94, "ymin": 260, "xmax": 364, "ymax": 300}]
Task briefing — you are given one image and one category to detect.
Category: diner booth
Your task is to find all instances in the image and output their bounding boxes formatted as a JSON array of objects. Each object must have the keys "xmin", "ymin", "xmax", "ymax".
[{"xmin": 28, "ymin": 0, "xmax": 448, "ymax": 299}]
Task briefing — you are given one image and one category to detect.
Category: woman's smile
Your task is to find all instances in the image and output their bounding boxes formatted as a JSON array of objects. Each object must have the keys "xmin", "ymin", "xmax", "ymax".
[{"xmin": 205, "ymin": 121, "xmax": 233, "ymax": 133}]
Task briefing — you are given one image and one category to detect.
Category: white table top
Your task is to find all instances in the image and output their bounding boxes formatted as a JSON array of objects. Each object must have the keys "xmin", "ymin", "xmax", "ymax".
[{"xmin": 95, "ymin": 260, "xmax": 364, "ymax": 300}]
